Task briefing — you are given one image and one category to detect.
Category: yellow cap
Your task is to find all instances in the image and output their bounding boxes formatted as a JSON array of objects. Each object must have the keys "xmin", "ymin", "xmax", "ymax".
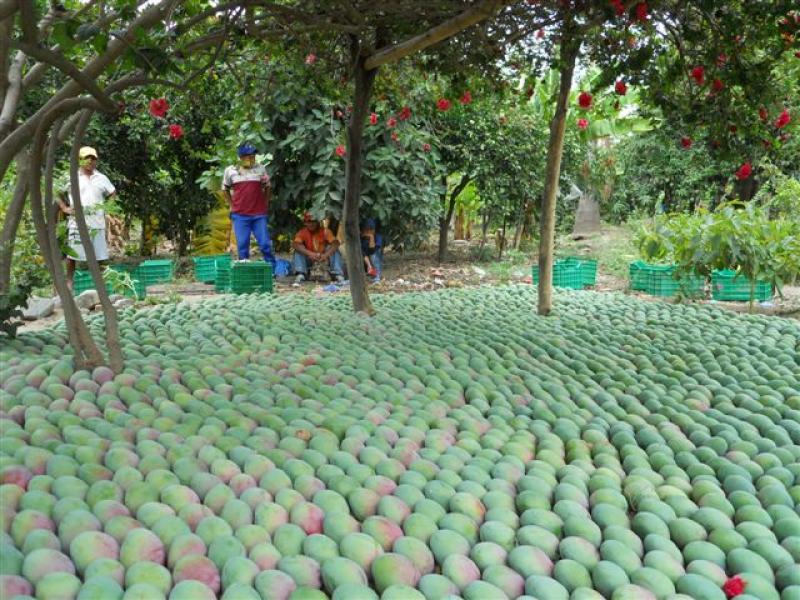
[{"xmin": 79, "ymin": 146, "xmax": 98, "ymax": 159}]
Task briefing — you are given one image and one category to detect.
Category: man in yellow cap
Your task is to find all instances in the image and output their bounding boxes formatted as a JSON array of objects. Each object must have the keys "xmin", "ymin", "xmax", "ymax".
[{"xmin": 57, "ymin": 146, "xmax": 116, "ymax": 290}]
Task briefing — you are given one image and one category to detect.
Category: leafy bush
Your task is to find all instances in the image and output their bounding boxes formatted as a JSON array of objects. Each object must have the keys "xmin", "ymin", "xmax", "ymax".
[
  {"xmin": 0, "ymin": 283, "xmax": 31, "ymax": 338},
  {"xmin": 637, "ymin": 202, "xmax": 800, "ymax": 297}
]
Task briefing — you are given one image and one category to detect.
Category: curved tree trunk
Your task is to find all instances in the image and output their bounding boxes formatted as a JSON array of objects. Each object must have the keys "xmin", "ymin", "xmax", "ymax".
[
  {"xmin": 343, "ymin": 40, "xmax": 378, "ymax": 315},
  {"xmin": 437, "ymin": 173, "xmax": 470, "ymax": 264},
  {"xmin": 0, "ymin": 151, "xmax": 29, "ymax": 295},
  {"xmin": 538, "ymin": 35, "xmax": 579, "ymax": 316},
  {"xmin": 70, "ymin": 110, "xmax": 124, "ymax": 372},
  {"xmin": 28, "ymin": 101, "xmax": 105, "ymax": 368}
]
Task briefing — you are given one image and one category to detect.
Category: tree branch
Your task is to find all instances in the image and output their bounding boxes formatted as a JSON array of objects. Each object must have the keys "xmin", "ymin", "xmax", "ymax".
[
  {"xmin": 18, "ymin": 0, "xmax": 36, "ymax": 43},
  {"xmin": 12, "ymin": 41, "xmax": 119, "ymax": 113},
  {"xmin": 0, "ymin": 0, "xmax": 180, "ymax": 184},
  {"xmin": 0, "ymin": 18, "xmax": 11, "ymax": 99},
  {"xmin": 364, "ymin": 0, "xmax": 514, "ymax": 70},
  {"xmin": 0, "ymin": 0, "xmax": 17, "ymax": 21}
]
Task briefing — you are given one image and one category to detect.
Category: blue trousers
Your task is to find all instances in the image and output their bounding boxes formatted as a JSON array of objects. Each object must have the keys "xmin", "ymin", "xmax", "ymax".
[
  {"xmin": 231, "ymin": 213, "xmax": 275, "ymax": 267},
  {"xmin": 293, "ymin": 250, "xmax": 344, "ymax": 276}
]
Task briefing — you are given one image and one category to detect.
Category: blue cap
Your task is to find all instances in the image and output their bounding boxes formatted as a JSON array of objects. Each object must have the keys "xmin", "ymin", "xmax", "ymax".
[
  {"xmin": 237, "ymin": 143, "xmax": 257, "ymax": 157},
  {"xmin": 364, "ymin": 218, "xmax": 376, "ymax": 229}
]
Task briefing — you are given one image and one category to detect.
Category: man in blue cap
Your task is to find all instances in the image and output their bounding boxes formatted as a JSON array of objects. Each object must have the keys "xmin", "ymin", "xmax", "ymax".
[{"xmin": 222, "ymin": 143, "xmax": 276, "ymax": 268}]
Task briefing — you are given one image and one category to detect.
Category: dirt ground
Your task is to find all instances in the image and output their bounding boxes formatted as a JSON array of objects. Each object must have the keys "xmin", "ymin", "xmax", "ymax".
[{"xmin": 17, "ymin": 230, "xmax": 800, "ymax": 334}]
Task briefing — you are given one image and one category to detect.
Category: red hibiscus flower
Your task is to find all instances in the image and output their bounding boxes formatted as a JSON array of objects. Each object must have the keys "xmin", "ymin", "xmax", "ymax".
[
  {"xmin": 168, "ymin": 124, "xmax": 183, "ymax": 140},
  {"xmin": 691, "ymin": 65, "xmax": 705, "ymax": 86},
  {"xmin": 723, "ymin": 575, "xmax": 746, "ymax": 598},
  {"xmin": 775, "ymin": 108, "xmax": 791, "ymax": 129},
  {"xmin": 305, "ymin": 53, "xmax": 317, "ymax": 65},
  {"xmin": 635, "ymin": 2, "xmax": 648, "ymax": 22},
  {"xmin": 577, "ymin": 91, "xmax": 593, "ymax": 109},
  {"xmin": 610, "ymin": 0, "xmax": 625, "ymax": 16},
  {"xmin": 334, "ymin": 144, "xmax": 346, "ymax": 157},
  {"xmin": 615, "ymin": 80, "xmax": 628, "ymax": 95},
  {"xmin": 460, "ymin": 91, "xmax": 472, "ymax": 105},
  {"xmin": 680, "ymin": 136, "xmax": 692, "ymax": 149},
  {"xmin": 735, "ymin": 162, "xmax": 752, "ymax": 181},
  {"xmin": 712, "ymin": 78, "xmax": 724, "ymax": 92},
  {"xmin": 369, "ymin": 112, "xmax": 378, "ymax": 125},
  {"xmin": 148, "ymin": 98, "xmax": 169, "ymax": 118},
  {"xmin": 387, "ymin": 117, "xmax": 397, "ymax": 128},
  {"xmin": 398, "ymin": 106, "xmax": 412, "ymax": 121},
  {"xmin": 437, "ymin": 98, "xmax": 451, "ymax": 111},
  {"xmin": 390, "ymin": 131, "xmax": 399, "ymax": 142},
  {"xmin": 422, "ymin": 143, "xmax": 431, "ymax": 152},
  {"xmin": 759, "ymin": 106, "xmax": 768, "ymax": 121},
  {"xmin": 577, "ymin": 118, "xmax": 589, "ymax": 130}
]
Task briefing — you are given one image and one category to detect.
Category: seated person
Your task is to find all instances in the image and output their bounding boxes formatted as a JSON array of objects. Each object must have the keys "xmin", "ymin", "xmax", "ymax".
[
  {"xmin": 293, "ymin": 213, "xmax": 345, "ymax": 284},
  {"xmin": 360, "ymin": 218, "xmax": 383, "ymax": 280}
]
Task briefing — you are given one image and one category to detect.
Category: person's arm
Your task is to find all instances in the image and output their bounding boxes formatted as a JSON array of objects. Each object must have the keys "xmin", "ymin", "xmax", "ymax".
[
  {"xmin": 222, "ymin": 167, "xmax": 234, "ymax": 210},
  {"xmin": 57, "ymin": 192, "xmax": 73, "ymax": 214},
  {"xmin": 322, "ymin": 238, "xmax": 340, "ymax": 260},
  {"xmin": 294, "ymin": 236, "xmax": 320, "ymax": 260}
]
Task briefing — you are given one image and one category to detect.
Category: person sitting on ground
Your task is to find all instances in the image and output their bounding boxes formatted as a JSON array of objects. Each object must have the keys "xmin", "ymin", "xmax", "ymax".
[
  {"xmin": 293, "ymin": 213, "xmax": 345, "ymax": 284},
  {"xmin": 360, "ymin": 218, "xmax": 383, "ymax": 281}
]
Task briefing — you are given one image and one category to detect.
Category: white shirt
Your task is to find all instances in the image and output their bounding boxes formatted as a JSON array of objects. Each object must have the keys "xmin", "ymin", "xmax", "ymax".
[{"xmin": 67, "ymin": 170, "xmax": 115, "ymax": 230}]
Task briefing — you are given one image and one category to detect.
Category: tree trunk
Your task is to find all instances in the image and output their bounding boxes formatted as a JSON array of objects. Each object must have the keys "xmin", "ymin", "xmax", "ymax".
[
  {"xmin": 0, "ymin": 151, "xmax": 29, "ymax": 294},
  {"xmin": 513, "ymin": 197, "xmax": 526, "ymax": 249},
  {"xmin": 437, "ymin": 176, "xmax": 449, "ymax": 264},
  {"xmin": 520, "ymin": 197, "xmax": 536, "ymax": 243},
  {"xmin": 70, "ymin": 110, "xmax": 123, "ymax": 372},
  {"xmin": 437, "ymin": 173, "xmax": 470, "ymax": 264},
  {"xmin": 478, "ymin": 211, "xmax": 489, "ymax": 256},
  {"xmin": 343, "ymin": 40, "xmax": 378, "ymax": 315},
  {"xmin": 28, "ymin": 103, "xmax": 105, "ymax": 369},
  {"xmin": 497, "ymin": 213, "xmax": 507, "ymax": 260},
  {"xmin": 454, "ymin": 209, "xmax": 465, "ymax": 240},
  {"xmin": 538, "ymin": 36, "xmax": 579, "ymax": 316}
]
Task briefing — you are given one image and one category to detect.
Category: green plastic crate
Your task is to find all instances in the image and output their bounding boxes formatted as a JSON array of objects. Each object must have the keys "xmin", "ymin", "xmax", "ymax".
[
  {"xmin": 531, "ymin": 260, "xmax": 584, "ymax": 290},
  {"xmin": 711, "ymin": 270, "xmax": 772, "ymax": 302},
  {"xmin": 230, "ymin": 262, "xmax": 273, "ymax": 294},
  {"xmin": 134, "ymin": 259, "xmax": 174, "ymax": 286},
  {"xmin": 73, "ymin": 269, "xmax": 146, "ymax": 300},
  {"xmin": 193, "ymin": 254, "xmax": 231, "ymax": 284},
  {"xmin": 646, "ymin": 265, "xmax": 705, "ymax": 298},
  {"xmin": 629, "ymin": 260, "xmax": 649, "ymax": 291},
  {"xmin": 215, "ymin": 259, "xmax": 231, "ymax": 293},
  {"xmin": 562, "ymin": 256, "xmax": 598, "ymax": 287}
]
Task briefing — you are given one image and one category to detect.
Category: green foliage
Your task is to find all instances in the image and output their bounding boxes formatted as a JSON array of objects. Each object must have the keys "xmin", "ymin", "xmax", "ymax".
[
  {"xmin": 86, "ymin": 82, "xmax": 225, "ymax": 254},
  {"xmin": 0, "ymin": 179, "xmax": 51, "ymax": 291},
  {"xmin": 103, "ymin": 269, "xmax": 137, "ymax": 297},
  {"xmin": 0, "ymin": 283, "xmax": 30, "ymax": 338},
  {"xmin": 607, "ymin": 129, "xmax": 730, "ymax": 221},
  {"xmin": 198, "ymin": 55, "xmax": 444, "ymax": 249},
  {"xmin": 637, "ymin": 203, "xmax": 800, "ymax": 298}
]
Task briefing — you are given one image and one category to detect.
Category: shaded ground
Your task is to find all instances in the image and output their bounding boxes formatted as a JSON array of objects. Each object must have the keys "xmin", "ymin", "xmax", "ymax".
[{"xmin": 17, "ymin": 225, "xmax": 800, "ymax": 333}]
